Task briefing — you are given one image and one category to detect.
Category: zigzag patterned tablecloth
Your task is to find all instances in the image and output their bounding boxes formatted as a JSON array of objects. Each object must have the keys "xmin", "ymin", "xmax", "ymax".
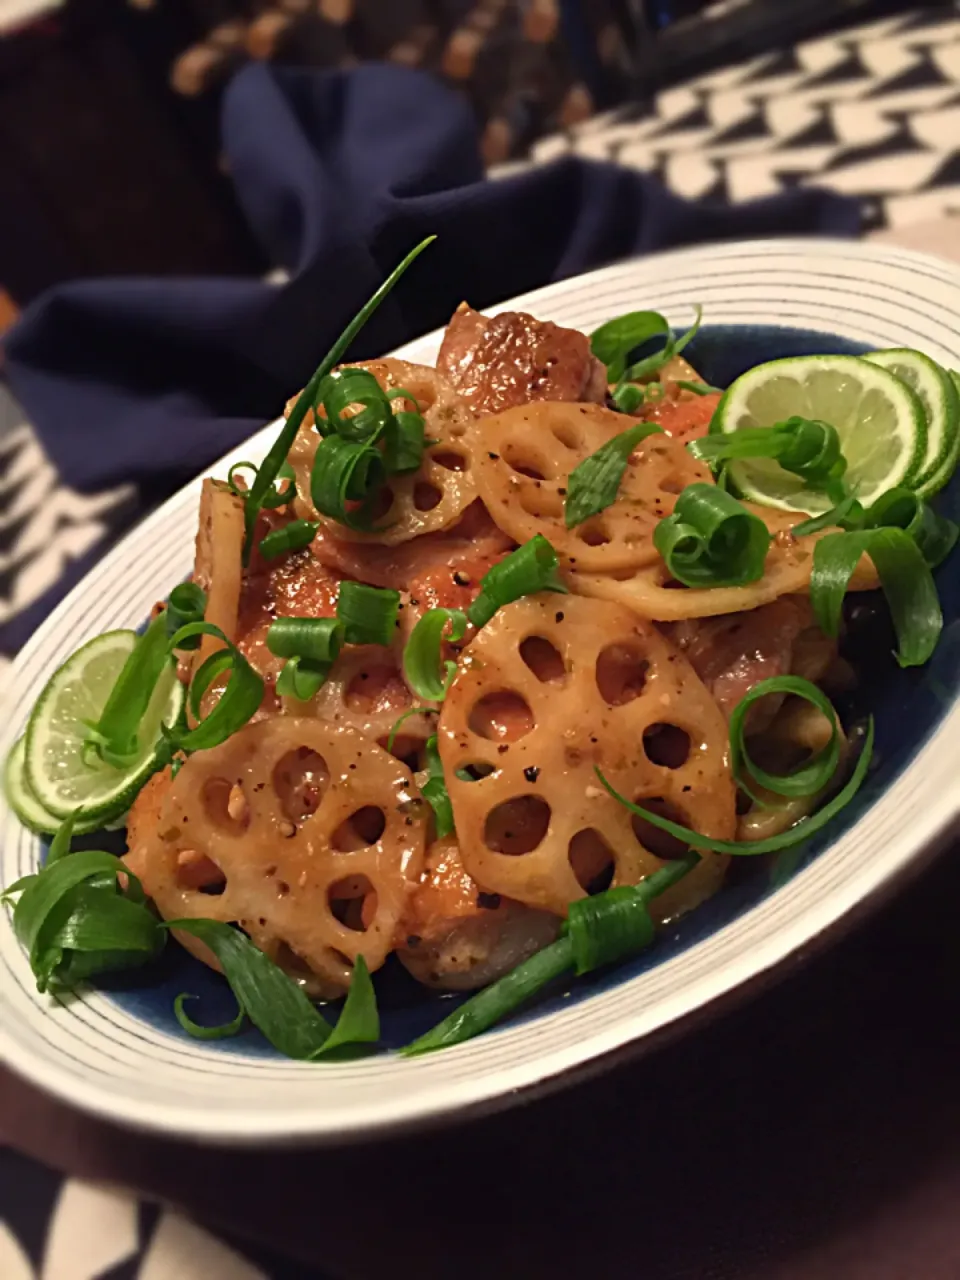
[{"xmin": 3, "ymin": 6, "xmax": 960, "ymax": 1279}]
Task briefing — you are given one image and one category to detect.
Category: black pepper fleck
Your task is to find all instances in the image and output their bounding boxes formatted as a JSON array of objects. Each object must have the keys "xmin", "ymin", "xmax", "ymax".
[
  {"xmin": 453, "ymin": 570, "xmax": 471, "ymax": 587},
  {"xmin": 524, "ymin": 765, "xmax": 541, "ymax": 782},
  {"xmin": 476, "ymin": 892, "xmax": 501, "ymax": 910},
  {"xmin": 497, "ymin": 744, "xmax": 509, "ymax": 754},
  {"xmin": 555, "ymin": 611, "xmax": 564, "ymax": 623},
  {"xmin": 406, "ymin": 934, "xmax": 422, "ymax": 949}
]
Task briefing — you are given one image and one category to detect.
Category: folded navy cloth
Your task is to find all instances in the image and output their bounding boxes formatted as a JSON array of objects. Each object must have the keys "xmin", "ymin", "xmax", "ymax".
[{"xmin": 4, "ymin": 62, "xmax": 860, "ymax": 500}]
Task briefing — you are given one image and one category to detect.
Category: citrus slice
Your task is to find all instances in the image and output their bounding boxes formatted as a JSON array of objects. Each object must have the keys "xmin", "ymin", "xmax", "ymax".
[
  {"xmin": 23, "ymin": 630, "xmax": 184, "ymax": 822},
  {"xmin": 863, "ymin": 349, "xmax": 960, "ymax": 498},
  {"xmin": 712, "ymin": 355, "xmax": 925, "ymax": 516},
  {"xmin": 3, "ymin": 738, "xmax": 125, "ymax": 836}
]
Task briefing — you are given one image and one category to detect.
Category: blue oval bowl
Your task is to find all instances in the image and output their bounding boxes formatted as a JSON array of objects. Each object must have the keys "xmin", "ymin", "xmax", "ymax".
[{"xmin": 86, "ymin": 323, "xmax": 960, "ymax": 1055}]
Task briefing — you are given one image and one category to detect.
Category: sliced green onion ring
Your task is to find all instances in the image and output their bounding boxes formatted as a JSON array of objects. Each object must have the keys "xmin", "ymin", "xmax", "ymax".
[
  {"xmin": 729, "ymin": 676, "xmax": 842, "ymax": 804},
  {"xmin": 653, "ymin": 484, "xmax": 771, "ymax": 588},
  {"xmin": 167, "ymin": 622, "xmax": 264, "ymax": 752},
  {"xmin": 258, "ymin": 519, "xmax": 319, "ymax": 561},
  {"xmin": 611, "ymin": 383, "xmax": 647, "ymax": 414},
  {"xmin": 267, "ymin": 616, "xmax": 343, "ymax": 702},
  {"xmin": 242, "ymin": 236, "xmax": 435, "ymax": 558},
  {"xmin": 403, "ymin": 608, "xmax": 468, "ymax": 701},
  {"xmin": 319, "ymin": 367, "xmax": 394, "ymax": 443},
  {"xmin": 467, "ymin": 536, "xmax": 567, "ymax": 629},
  {"xmin": 336, "ymin": 582, "xmax": 400, "ymax": 646},
  {"xmin": 310, "ymin": 434, "xmax": 387, "ymax": 532},
  {"xmin": 165, "ymin": 583, "xmax": 207, "ymax": 646}
]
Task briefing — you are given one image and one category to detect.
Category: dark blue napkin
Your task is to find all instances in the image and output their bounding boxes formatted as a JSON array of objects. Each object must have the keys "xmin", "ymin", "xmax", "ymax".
[{"xmin": 4, "ymin": 61, "xmax": 860, "ymax": 498}]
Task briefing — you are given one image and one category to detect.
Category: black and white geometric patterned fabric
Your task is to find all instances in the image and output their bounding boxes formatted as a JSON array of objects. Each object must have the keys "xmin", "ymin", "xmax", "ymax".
[
  {"xmin": 0, "ymin": 1148, "xmax": 278, "ymax": 1280},
  {"xmin": 0, "ymin": 1143, "xmax": 333, "ymax": 1279},
  {"xmin": 530, "ymin": 5, "xmax": 960, "ymax": 231}
]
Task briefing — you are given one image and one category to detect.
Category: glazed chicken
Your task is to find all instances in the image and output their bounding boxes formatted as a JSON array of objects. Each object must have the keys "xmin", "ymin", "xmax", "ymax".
[{"xmin": 437, "ymin": 302, "xmax": 607, "ymax": 414}]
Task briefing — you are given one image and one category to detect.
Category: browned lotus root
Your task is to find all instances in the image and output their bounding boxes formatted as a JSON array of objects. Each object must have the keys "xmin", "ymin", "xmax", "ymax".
[
  {"xmin": 474, "ymin": 401, "xmax": 712, "ymax": 572},
  {"xmin": 191, "ymin": 479, "xmax": 245, "ymax": 672},
  {"xmin": 438, "ymin": 594, "xmax": 735, "ymax": 921},
  {"xmin": 292, "ymin": 642, "xmax": 436, "ymax": 761},
  {"xmin": 126, "ymin": 718, "xmax": 428, "ymax": 997},
  {"xmin": 287, "ymin": 358, "xmax": 479, "ymax": 546},
  {"xmin": 569, "ymin": 505, "xmax": 880, "ymax": 621}
]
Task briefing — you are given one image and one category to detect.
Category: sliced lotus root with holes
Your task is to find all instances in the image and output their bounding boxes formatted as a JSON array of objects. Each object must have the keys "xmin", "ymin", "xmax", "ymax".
[
  {"xmin": 126, "ymin": 718, "xmax": 428, "ymax": 997},
  {"xmin": 287, "ymin": 358, "xmax": 479, "ymax": 546},
  {"xmin": 438, "ymin": 594, "xmax": 735, "ymax": 922},
  {"xmin": 473, "ymin": 400, "xmax": 712, "ymax": 573},
  {"xmin": 293, "ymin": 643, "xmax": 436, "ymax": 763},
  {"xmin": 569, "ymin": 504, "xmax": 881, "ymax": 621}
]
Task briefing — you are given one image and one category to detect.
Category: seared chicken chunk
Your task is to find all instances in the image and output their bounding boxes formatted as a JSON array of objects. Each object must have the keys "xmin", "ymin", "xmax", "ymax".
[
  {"xmin": 437, "ymin": 303, "xmax": 607, "ymax": 414},
  {"xmin": 397, "ymin": 838, "xmax": 560, "ymax": 990}
]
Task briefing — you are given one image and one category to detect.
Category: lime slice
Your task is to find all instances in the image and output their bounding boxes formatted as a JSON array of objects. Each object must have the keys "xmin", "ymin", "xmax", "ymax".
[
  {"xmin": 863, "ymin": 349, "xmax": 960, "ymax": 498},
  {"xmin": 3, "ymin": 738, "xmax": 126, "ymax": 836},
  {"xmin": 712, "ymin": 355, "xmax": 926, "ymax": 516},
  {"xmin": 23, "ymin": 630, "xmax": 184, "ymax": 822}
]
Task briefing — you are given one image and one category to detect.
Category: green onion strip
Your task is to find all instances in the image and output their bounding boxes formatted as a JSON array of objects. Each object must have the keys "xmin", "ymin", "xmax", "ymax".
[
  {"xmin": 82, "ymin": 612, "xmax": 174, "ymax": 769},
  {"xmin": 811, "ymin": 528, "xmax": 942, "ymax": 668},
  {"xmin": 468, "ymin": 535, "xmax": 567, "ymax": 629},
  {"xmin": 597, "ymin": 716, "xmax": 875, "ymax": 857},
  {"xmin": 422, "ymin": 735, "xmax": 454, "ymax": 838},
  {"xmin": 402, "ymin": 855, "xmax": 699, "ymax": 1055},
  {"xmin": 163, "ymin": 919, "xmax": 379, "ymax": 1058},
  {"xmin": 564, "ymin": 423, "xmax": 663, "ymax": 528}
]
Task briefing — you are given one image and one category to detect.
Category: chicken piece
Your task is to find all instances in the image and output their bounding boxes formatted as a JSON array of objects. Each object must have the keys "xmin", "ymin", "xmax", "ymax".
[
  {"xmin": 639, "ymin": 388, "xmax": 721, "ymax": 444},
  {"xmin": 664, "ymin": 597, "xmax": 824, "ymax": 732},
  {"xmin": 310, "ymin": 499, "xmax": 512, "ymax": 591},
  {"xmin": 400, "ymin": 545, "xmax": 508, "ymax": 653},
  {"xmin": 396, "ymin": 838, "xmax": 561, "ymax": 990},
  {"xmin": 437, "ymin": 302, "xmax": 607, "ymax": 414},
  {"xmin": 235, "ymin": 547, "xmax": 343, "ymax": 682}
]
